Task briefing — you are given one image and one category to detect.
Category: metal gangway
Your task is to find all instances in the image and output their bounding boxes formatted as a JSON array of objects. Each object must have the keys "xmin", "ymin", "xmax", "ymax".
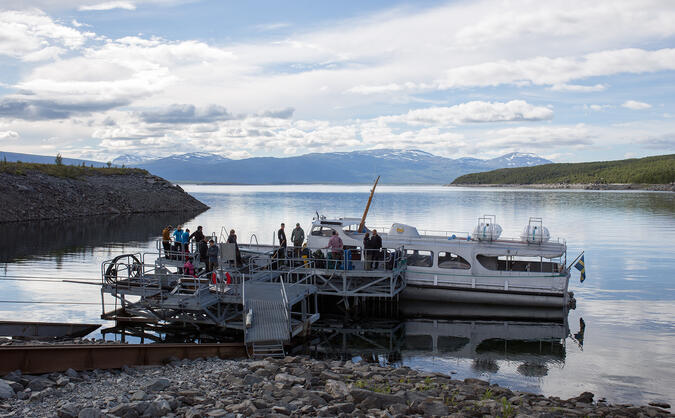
[{"xmin": 243, "ymin": 262, "xmax": 320, "ymax": 358}]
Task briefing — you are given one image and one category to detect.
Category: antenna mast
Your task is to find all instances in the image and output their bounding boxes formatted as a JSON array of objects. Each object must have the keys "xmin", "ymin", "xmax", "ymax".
[{"xmin": 358, "ymin": 176, "xmax": 380, "ymax": 233}]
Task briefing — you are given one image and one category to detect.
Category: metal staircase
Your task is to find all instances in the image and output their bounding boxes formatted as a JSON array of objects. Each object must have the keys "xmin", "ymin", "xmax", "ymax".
[{"xmin": 242, "ymin": 266, "xmax": 319, "ymax": 358}]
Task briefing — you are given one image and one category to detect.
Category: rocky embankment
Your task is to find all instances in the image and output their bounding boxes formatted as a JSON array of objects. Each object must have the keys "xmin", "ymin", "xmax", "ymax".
[
  {"xmin": 0, "ymin": 170, "xmax": 208, "ymax": 223},
  {"xmin": 0, "ymin": 356, "xmax": 672, "ymax": 417},
  {"xmin": 449, "ymin": 183, "xmax": 675, "ymax": 191}
]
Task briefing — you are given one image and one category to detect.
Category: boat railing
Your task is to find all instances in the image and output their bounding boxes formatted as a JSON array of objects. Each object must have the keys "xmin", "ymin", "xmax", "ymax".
[
  {"xmin": 416, "ymin": 229, "xmax": 471, "ymax": 239},
  {"xmin": 249, "ymin": 233, "xmax": 260, "ymax": 250},
  {"xmin": 369, "ymin": 226, "xmax": 565, "ymax": 245}
]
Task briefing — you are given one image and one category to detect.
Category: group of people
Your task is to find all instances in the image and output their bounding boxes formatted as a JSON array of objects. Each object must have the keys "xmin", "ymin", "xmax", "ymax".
[
  {"xmin": 363, "ymin": 229, "xmax": 383, "ymax": 269},
  {"xmin": 162, "ymin": 221, "xmax": 389, "ymax": 274},
  {"xmin": 324, "ymin": 228, "xmax": 383, "ymax": 269},
  {"xmin": 276, "ymin": 222, "xmax": 385, "ymax": 269},
  {"xmin": 161, "ymin": 225, "xmax": 220, "ymax": 274},
  {"xmin": 161, "ymin": 225, "xmax": 206, "ymax": 254},
  {"xmin": 276, "ymin": 222, "xmax": 306, "ymax": 264}
]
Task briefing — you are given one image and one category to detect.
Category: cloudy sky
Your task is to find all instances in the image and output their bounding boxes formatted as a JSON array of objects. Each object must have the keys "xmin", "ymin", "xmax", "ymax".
[{"xmin": 1, "ymin": 0, "xmax": 674, "ymax": 162}]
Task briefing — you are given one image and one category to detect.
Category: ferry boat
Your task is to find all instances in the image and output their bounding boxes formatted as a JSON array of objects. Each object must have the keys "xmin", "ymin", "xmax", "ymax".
[{"xmin": 306, "ymin": 214, "xmax": 574, "ymax": 308}]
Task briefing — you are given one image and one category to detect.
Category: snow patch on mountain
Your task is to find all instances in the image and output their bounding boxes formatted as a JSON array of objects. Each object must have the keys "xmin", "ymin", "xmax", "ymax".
[
  {"xmin": 488, "ymin": 152, "xmax": 551, "ymax": 167},
  {"xmin": 112, "ymin": 154, "xmax": 159, "ymax": 166}
]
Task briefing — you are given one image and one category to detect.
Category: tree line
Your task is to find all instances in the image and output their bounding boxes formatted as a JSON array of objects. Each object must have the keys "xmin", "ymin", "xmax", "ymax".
[
  {"xmin": 452, "ymin": 154, "xmax": 675, "ymax": 185},
  {"xmin": 1, "ymin": 155, "xmax": 147, "ymax": 179}
]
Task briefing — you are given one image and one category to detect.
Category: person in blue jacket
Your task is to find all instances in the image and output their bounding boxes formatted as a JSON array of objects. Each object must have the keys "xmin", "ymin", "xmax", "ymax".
[
  {"xmin": 182, "ymin": 228, "xmax": 191, "ymax": 252},
  {"xmin": 172, "ymin": 226, "xmax": 184, "ymax": 258},
  {"xmin": 173, "ymin": 226, "xmax": 183, "ymax": 242}
]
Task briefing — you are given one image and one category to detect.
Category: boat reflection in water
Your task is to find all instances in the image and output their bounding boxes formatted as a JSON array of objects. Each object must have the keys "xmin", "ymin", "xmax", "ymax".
[
  {"xmin": 102, "ymin": 305, "xmax": 585, "ymax": 382},
  {"xmin": 298, "ymin": 305, "xmax": 584, "ymax": 380}
]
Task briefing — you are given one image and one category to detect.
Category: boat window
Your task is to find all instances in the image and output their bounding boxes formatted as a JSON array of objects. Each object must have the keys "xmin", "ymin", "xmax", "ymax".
[
  {"xmin": 438, "ymin": 252, "xmax": 471, "ymax": 270},
  {"xmin": 405, "ymin": 249, "xmax": 433, "ymax": 267},
  {"xmin": 311, "ymin": 226, "xmax": 335, "ymax": 237},
  {"xmin": 343, "ymin": 224, "xmax": 363, "ymax": 235},
  {"xmin": 477, "ymin": 255, "xmax": 561, "ymax": 273}
]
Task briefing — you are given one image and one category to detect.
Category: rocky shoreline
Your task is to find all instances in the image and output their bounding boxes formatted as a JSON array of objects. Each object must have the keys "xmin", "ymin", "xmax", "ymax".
[
  {"xmin": 448, "ymin": 183, "xmax": 675, "ymax": 191},
  {"xmin": 0, "ymin": 355, "xmax": 671, "ymax": 417},
  {"xmin": 0, "ymin": 170, "xmax": 209, "ymax": 223}
]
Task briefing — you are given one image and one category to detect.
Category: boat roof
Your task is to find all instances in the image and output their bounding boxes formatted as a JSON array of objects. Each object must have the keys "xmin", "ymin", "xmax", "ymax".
[
  {"xmin": 313, "ymin": 217, "xmax": 361, "ymax": 227},
  {"xmin": 310, "ymin": 216, "xmax": 566, "ymax": 256}
]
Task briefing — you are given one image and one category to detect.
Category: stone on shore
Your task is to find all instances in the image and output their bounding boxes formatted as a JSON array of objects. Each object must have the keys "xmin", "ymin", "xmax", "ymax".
[
  {"xmin": 146, "ymin": 377, "xmax": 171, "ymax": 392},
  {"xmin": 0, "ymin": 355, "xmax": 672, "ymax": 418},
  {"xmin": 0, "ymin": 379, "xmax": 15, "ymax": 399}
]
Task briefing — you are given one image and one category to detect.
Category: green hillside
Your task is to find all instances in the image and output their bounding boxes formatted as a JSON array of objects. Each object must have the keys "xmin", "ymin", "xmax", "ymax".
[
  {"xmin": 1, "ymin": 160, "xmax": 148, "ymax": 179},
  {"xmin": 452, "ymin": 154, "xmax": 675, "ymax": 185}
]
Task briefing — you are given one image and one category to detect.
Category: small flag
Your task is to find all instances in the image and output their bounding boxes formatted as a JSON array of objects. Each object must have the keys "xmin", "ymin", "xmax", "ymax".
[{"xmin": 575, "ymin": 255, "xmax": 586, "ymax": 283}]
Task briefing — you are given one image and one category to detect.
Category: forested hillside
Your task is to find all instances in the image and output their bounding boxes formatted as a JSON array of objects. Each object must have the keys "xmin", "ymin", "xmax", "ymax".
[{"xmin": 452, "ymin": 154, "xmax": 675, "ymax": 185}]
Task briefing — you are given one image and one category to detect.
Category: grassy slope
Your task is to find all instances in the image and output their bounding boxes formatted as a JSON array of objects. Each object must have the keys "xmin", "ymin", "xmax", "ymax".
[
  {"xmin": 452, "ymin": 154, "xmax": 675, "ymax": 185},
  {"xmin": 0, "ymin": 161, "xmax": 148, "ymax": 178}
]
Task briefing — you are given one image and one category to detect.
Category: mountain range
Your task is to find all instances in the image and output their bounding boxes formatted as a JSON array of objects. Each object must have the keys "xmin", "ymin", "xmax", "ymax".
[
  {"xmin": 1, "ymin": 149, "xmax": 552, "ymax": 184},
  {"xmin": 115, "ymin": 149, "xmax": 551, "ymax": 184}
]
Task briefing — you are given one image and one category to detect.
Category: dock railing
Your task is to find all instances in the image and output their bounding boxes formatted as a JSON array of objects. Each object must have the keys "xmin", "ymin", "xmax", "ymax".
[
  {"xmin": 242, "ymin": 245, "xmax": 406, "ymax": 299},
  {"xmin": 241, "ymin": 244, "xmax": 406, "ymax": 273}
]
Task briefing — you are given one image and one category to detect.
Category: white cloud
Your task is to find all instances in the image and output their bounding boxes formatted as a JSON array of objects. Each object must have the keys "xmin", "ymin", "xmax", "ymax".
[
  {"xmin": 550, "ymin": 83, "xmax": 607, "ymax": 92},
  {"xmin": 379, "ymin": 100, "xmax": 553, "ymax": 126},
  {"xmin": 78, "ymin": 1, "xmax": 136, "ymax": 11},
  {"xmin": 438, "ymin": 48, "xmax": 675, "ymax": 90},
  {"xmin": 2, "ymin": 1, "xmax": 675, "ymax": 161},
  {"xmin": 347, "ymin": 83, "xmax": 409, "ymax": 95},
  {"xmin": 622, "ymin": 100, "xmax": 652, "ymax": 110},
  {"xmin": 585, "ymin": 104, "xmax": 613, "ymax": 111},
  {"xmin": 254, "ymin": 22, "xmax": 291, "ymax": 32},
  {"xmin": 71, "ymin": 19, "xmax": 87, "ymax": 27},
  {"xmin": 0, "ymin": 130, "xmax": 20, "ymax": 140},
  {"xmin": 0, "ymin": 9, "xmax": 91, "ymax": 61},
  {"xmin": 1, "ymin": 0, "xmax": 193, "ymax": 11},
  {"xmin": 1, "ymin": 36, "xmax": 235, "ymax": 120},
  {"xmin": 636, "ymin": 133, "xmax": 675, "ymax": 149},
  {"xmin": 482, "ymin": 124, "xmax": 593, "ymax": 149}
]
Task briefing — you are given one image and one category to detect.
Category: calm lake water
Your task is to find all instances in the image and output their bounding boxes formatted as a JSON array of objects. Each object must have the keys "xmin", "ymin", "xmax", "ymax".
[{"xmin": 1, "ymin": 185, "xmax": 674, "ymax": 406}]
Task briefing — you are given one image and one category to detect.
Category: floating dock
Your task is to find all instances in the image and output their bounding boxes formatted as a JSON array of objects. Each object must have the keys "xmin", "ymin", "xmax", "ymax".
[
  {"xmin": 0, "ymin": 321, "xmax": 101, "ymax": 339},
  {"xmin": 100, "ymin": 240, "xmax": 407, "ymax": 357}
]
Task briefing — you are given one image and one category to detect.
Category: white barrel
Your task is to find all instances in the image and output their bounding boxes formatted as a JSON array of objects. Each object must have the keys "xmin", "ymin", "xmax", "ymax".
[
  {"xmin": 521, "ymin": 225, "xmax": 550, "ymax": 243},
  {"xmin": 472, "ymin": 223, "xmax": 502, "ymax": 241},
  {"xmin": 389, "ymin": 223, "xmax": 420, "ymax": 237}
]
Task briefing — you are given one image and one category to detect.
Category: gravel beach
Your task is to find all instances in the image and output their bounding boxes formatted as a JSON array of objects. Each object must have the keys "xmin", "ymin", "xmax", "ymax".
[{"xmin": 1, "ymin": 355, "xmax": 672, "ymax": 417}]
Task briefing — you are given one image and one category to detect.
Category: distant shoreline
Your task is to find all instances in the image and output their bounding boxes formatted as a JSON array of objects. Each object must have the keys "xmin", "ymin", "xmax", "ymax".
[
  {"xmin": 178, "ymin": 181, "xmax": 675, "ymax": 191},
  {"xmin": 448, "ymin": 183, "xmax": 675, "ymax": 191},
  {"xmin": 178, "ymin": 182, "xmax": 445, "ymax": 186}
]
